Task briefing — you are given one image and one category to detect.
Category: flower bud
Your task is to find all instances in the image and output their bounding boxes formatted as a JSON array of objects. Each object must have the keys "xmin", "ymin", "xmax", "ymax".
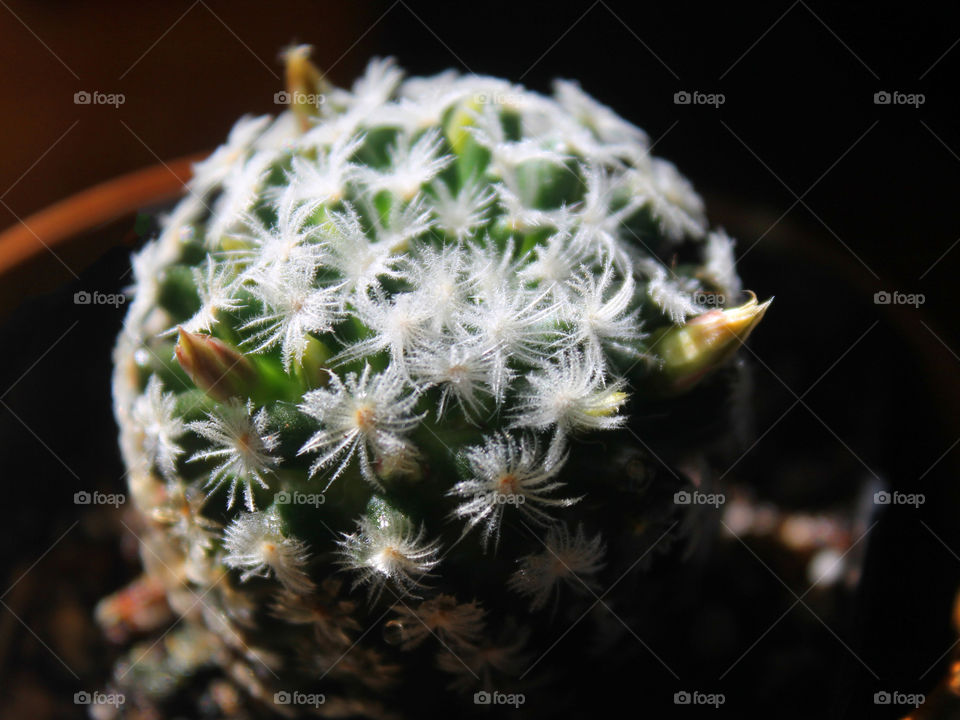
[
  {"xmin": 444, "ymin": 97, "xmax": 481, "ymax": 156},
  {"xmin": 283, "ymin": 44, "xmax": 328, "ymax": 131},
  {"xmin": 584, "ymin": 390, "xmax": 629, "ymax": 417},
  {"xmin": 95, "ymin": 574, "xmax": 170, "ymax": 644},
  {"xmin": 174, "ymin": 327, "xmax": 257, "ymax": 401},
  {"xmin": 651, "ymin": 294, "xmax": 772, "ymax": 394}
]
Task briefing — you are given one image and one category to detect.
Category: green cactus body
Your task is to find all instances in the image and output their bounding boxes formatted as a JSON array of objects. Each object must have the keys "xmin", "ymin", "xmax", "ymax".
[{"xmin": 110, "ymin": 51, "xmax": 767, "ymax": 717}]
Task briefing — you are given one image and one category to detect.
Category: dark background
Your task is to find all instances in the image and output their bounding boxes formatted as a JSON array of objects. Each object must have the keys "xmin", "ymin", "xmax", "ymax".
[{"xmin": 1, "ymin": 1, "xmax": 958, "ymax": 717}]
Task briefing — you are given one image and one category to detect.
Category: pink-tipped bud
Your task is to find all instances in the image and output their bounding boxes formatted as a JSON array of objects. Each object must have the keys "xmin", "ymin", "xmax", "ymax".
[
  {"xmin": 95, "ymin": 573, "xmax": 171, "ymax": 644},
  {"xmin": 175, "ymin": 328, "xmax": 256, "ymax": 401}
]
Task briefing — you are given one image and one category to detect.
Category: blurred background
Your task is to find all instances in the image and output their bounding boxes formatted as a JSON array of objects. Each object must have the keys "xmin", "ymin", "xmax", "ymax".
[{"xmin": 0, "ymin": 1, "xmax": 958, "ymax": 717}]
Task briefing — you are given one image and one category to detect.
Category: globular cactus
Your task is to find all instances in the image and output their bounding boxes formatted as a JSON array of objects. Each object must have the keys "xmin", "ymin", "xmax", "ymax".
[{"xmin": 107, "ymin": 47, "xmax": 769, "ymax": 718}]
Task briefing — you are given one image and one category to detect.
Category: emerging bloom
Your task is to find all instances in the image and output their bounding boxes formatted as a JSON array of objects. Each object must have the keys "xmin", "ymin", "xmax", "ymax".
[
  {"xmin": 174, "ymin": 328, "xmax": 256, "ymax": 402},
  {"xmin": 132, "ymin": 375, "xmax": 185, "ymax": 479},
  {"xmin": 223, "ymin": 508, "xmax": 315, "ymax": 594},
  {"xmin": 386, "ymin": 594, "xmax": 485, "ymax": 650},
  {"xmin": 508, "ymin": 523, "xmax": 606, "ymax": 610},
  {"xmin": 187, "ymin": 398, "xmax": 280, "ymax": 511},
  {"xmin": 449, "ymin": 432, "xmax": 580, "ymax": 551},
  {"xmin": 336, "ymin": 498, "xmax": 442, "ymax": 602},
  {"xmin": 651, "ymin": 293, "xmax": 772, "ymax": 394},
  {"xmin": 298, "ymin": 364, "xmax": 422, "ymax": 489},
  {"xmin": 511, "ymin": 350, "xmax": 629, "ymax": 437}
]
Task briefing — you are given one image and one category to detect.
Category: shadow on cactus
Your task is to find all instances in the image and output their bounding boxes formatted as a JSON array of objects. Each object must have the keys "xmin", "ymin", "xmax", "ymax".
[{"xmin": 104, "ymin": 46, "xmax": 771, "ymax": 718}]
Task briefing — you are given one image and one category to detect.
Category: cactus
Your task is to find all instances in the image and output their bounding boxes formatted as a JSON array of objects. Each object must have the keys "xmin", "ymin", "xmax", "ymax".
[{"xmin": 107, "ymin": 48, "xmax": 769, "ymax": 718}]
